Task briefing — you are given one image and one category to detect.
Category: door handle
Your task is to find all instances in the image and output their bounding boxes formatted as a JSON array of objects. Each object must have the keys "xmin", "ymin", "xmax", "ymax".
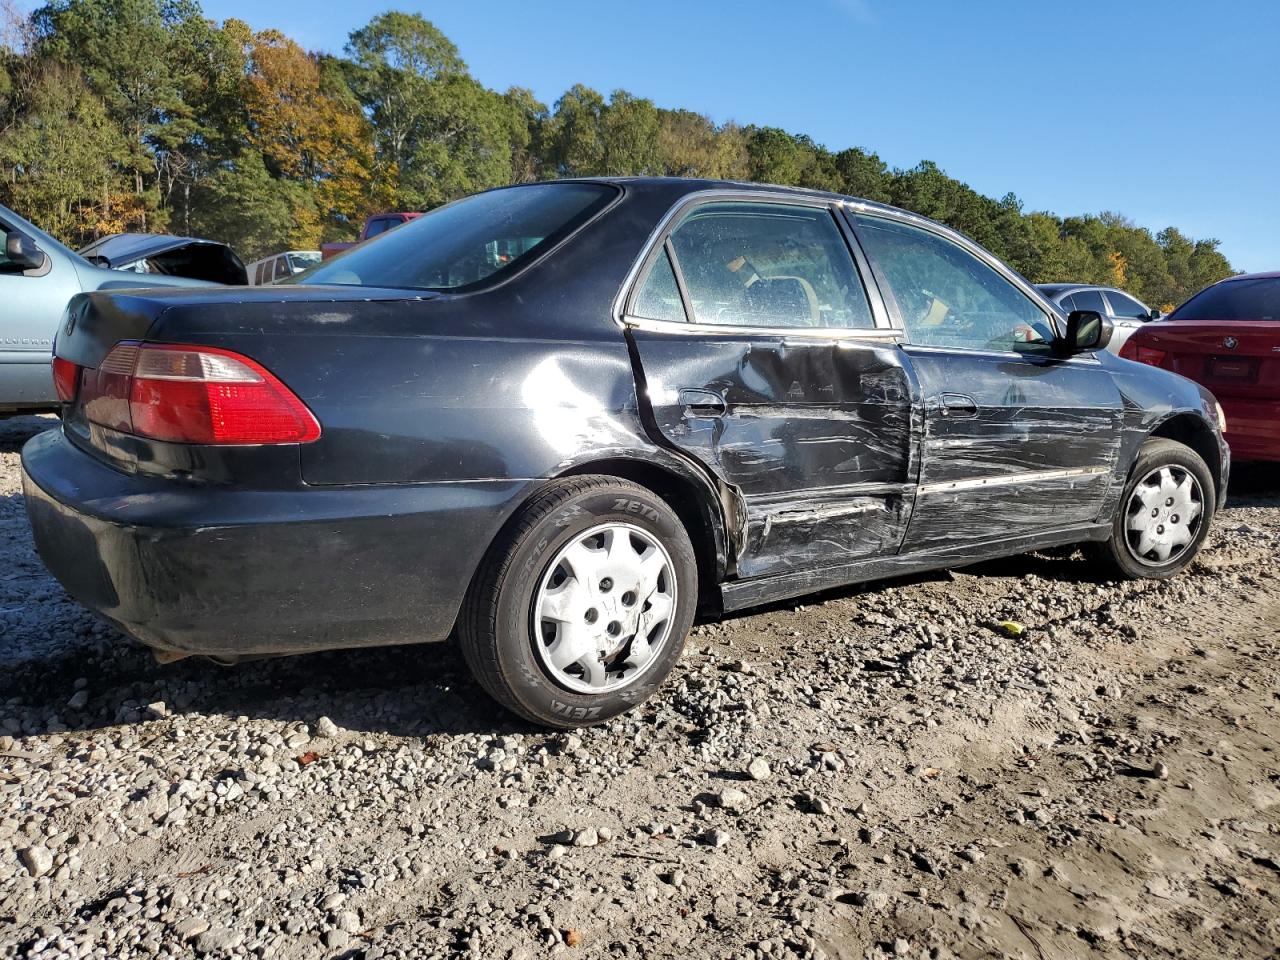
[
  {"xmin": 678, "ymin": 388, "xmax": 727, "ymax": 418},
  {"xmin": 939, "ymin": 393, "xmax": 978, "ymax": 417}
]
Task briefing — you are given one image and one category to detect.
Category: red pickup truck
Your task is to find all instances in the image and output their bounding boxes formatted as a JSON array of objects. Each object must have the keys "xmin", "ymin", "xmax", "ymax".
[{"xmin": 320, "ymin": 212, "xmax": 421, "ymax": 260}]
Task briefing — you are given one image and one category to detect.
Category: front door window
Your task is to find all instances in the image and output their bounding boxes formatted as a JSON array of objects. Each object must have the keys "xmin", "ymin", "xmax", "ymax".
[{"xmin": 851, "ymin": 215, "xmax": 1054, "ymax": 353}]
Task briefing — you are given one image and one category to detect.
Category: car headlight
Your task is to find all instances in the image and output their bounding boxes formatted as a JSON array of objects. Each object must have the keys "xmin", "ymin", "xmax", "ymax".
[{"xmin": 1214, "ymin": 401, "xmax": 1227, "ymax": 433}]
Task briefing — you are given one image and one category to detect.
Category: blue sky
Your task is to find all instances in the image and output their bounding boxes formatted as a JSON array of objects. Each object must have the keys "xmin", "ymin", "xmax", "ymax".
[{"xmin": 198, "ymin": 0, "xmax": 1280, "ymax": 272}]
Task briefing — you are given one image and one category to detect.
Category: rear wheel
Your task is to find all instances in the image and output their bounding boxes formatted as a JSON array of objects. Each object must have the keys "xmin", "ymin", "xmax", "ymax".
[
  {"xmin": 458, "ymin": 476, "xmax": 697, "ymax": 728},
  {"xmin": 1090, "ymin": 438, "xmax": 1214, "ymax": 580}
]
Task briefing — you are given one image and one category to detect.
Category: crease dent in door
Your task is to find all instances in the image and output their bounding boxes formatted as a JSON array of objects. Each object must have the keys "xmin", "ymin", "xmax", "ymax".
[
  {"xmin": 624, "ymin": 328, "xmax": 750, "ymax": 570},
  {"xmin": 642, "ymin": 335, "xmax": 916, "ymax": 577}
]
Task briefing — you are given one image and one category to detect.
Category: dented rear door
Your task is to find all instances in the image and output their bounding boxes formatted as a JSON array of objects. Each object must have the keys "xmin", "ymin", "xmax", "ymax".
[{"xmin": 623, "ymin": 196, "xmax": 916, "ymax": 579}]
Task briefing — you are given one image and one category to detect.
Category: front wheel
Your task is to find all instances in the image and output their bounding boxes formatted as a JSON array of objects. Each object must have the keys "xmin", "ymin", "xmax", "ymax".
[
  {"xmin": 458, "ymin": 476, "xmax": 698, "ymax": 728},
  {"xmin": 1090, "ymin": 437, "xmax": 1215, "ymax": 580}
]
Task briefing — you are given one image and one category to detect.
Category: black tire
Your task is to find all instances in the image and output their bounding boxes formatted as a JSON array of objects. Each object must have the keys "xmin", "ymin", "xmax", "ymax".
[
  {"xmin": 1089, "ymin": 437, "xmax": 1215, "ymax": 580},
  {"xmin": 458, "ymin": 476, "xmax": 698, "ymax": 728}
]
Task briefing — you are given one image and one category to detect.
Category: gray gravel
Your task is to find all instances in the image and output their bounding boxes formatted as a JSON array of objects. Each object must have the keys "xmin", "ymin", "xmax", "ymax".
[{"xmin": 2, "ymin": 414, "xmax": 1279, "ymax": 959}]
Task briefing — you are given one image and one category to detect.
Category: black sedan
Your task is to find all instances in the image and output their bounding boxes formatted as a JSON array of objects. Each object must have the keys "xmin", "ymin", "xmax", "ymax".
[{"xmin": 22, "ymin": 178, "xmax": 1229, "ymax": 728}]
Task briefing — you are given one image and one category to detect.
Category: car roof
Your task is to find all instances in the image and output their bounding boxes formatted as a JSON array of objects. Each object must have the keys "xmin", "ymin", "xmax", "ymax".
[
  {"xmin": 1219, "ymin": 271, "xmax": 1280, "ymax": 282},
  {"xmin": 1037, "ymin": 283, "xmax": 1105, "ymax": 296},
  {"xmin": 574, "ymin": 175, "xmax": 889, "ymax": 208}
]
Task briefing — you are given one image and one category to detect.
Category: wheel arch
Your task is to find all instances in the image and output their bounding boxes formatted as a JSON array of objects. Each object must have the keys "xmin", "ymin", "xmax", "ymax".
[
  {"xmin": 554, "ymin": 456, "xmax": 728, "ymax": 615},
  {"xmin": 1147, "ymin": 412, "xmax": 1222, "ymax": 500}
]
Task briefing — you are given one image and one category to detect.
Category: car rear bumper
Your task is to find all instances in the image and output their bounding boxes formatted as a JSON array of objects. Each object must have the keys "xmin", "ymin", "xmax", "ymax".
[
  {"xmin": 1220, "ymin": 398, "xmax": 1280, "ymax": 462},
  {"xmin": 21, "ymin": 427, "xmax": 532, "ymax": 657}
]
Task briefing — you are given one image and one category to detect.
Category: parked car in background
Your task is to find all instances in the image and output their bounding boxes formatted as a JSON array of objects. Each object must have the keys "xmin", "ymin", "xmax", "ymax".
[
  {"xmin": 1120, "ymin": 272, "xmax": 1279, "ymax": 462},
  {"xmin": 248, "ymin": 250, "xmax": 321, "ymax": 285},
  {"xmin": 23, "ymin": 179, "xmax": 1227, "ymax": 728},
  {"xmin": 320, "ymin": 212, "xmax": 421, "ymax": 259},
  {"xmin": 79, "ymin": 234, "xmax": 248, "ymax": 285},
  {"xmin": 1037, "ymin": 283, "xmax": 1161, "ymax": 353},
  {"xmin": 0, "ymin": 206, "xmax": 220, "ymax": 414}
]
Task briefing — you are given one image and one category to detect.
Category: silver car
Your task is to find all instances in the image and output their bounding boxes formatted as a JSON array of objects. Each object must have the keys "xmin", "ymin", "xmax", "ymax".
[
  {"xmin": 1037, "ymin": 283, "xmax": 1161, "ymax": 354},
  {"xmin": 0, "ymin": 206, "xmax": 213, "ymax": 413},
  {"xmin": 247, "ymin": 250, "xmax": 321, "ymax": 285}
]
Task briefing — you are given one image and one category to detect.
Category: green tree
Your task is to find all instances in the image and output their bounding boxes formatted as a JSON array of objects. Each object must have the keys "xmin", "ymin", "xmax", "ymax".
[
  {"xmin": 344, "ymin": 11, "xmax": 517, "ymax": 207},
  {"xmin": 543, "ymin": 84, "xmax": 606, "ymax": 177},
  {"xmin": 745, "ymin": 126, "xmax": 809, "ymax": 185},
  {"xmin": 600, "ymin": 90, "xmax": 660, "ymax": 176},
  {"xmin": 344, "ymin": 11, "xmax": 464, "ymax": 179},
  {"xmin": 31, "ymin": 0, "xmax": 209, "ymax": 229},
  {"xmin": 831, "ymin": 146, "xmax": 890, "ymax": 203},
  {"xmin": 503, "ymin": 86, "xmax": 547, "ymax": 183},
  {"xmin": 186, "ymin": 149, "xmax": 306, "ymax": 259},
  {"xmin": 0, "ymin": 59, "xmax": 134, "ymax": 242}
]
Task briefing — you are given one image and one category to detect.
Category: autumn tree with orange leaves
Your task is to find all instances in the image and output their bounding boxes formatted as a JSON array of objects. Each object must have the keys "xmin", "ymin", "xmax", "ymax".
[{"xmin": 232, "ymin": 21, "xmax": 391, "ymax": 249}]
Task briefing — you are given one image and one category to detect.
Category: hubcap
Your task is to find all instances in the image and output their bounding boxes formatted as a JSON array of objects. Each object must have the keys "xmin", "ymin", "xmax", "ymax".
[
  {"xmin": 1124, "ymin": 465, "xmax": 1203, "ymax": 566},
  {"xmin": 531, "ymin": 523, "xmax": 677, "ymax": 694}
]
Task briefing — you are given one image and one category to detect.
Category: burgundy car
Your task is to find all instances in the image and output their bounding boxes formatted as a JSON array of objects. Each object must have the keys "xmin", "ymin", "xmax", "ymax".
[{"xmin": 1121, "ymin": 272, "xmax": 1279, "ymax": 462}]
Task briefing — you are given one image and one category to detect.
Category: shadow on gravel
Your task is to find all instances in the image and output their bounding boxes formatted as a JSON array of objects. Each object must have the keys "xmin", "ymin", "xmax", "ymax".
[
  {"xmin": 1, "ymin": 630, "xmax": 527, "ymax": 740},
  {"xmin": 0, "ymin": 413, "xmax": 57, "ymax": 452},
  {"xmin": 1227, "ymin": 460, "xmax": 1280, "ymax": 505}
]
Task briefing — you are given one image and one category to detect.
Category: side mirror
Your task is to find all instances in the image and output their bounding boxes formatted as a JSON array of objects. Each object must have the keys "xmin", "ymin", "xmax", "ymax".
[
  {"xmin": 1148, "ymin": 308, "xmax": 1162, "ymax": 321},
  {"xmin": 1062, "ymin": 309, "xmax": 1113, "ymax": 353},
  {"xmin": 5, "ymin": 230, "xmax": 46, "ymax": 272}
]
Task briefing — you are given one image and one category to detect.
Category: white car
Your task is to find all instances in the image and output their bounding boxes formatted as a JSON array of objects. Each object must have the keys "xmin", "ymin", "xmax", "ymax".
[
  {"xmin": 1036, "ymin": 283, "xmax": 1162, "ymax": 354},
  {"xmin": 247, "ymin": 250, "xmax": 321, "ymax": 285}
]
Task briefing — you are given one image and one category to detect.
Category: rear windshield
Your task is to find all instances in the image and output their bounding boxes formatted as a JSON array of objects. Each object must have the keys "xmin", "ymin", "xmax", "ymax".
[
  {"xmin": 1171, "ymin": 276, "xmax": 1280, "ymax": 321},
  {"xmin": 295, "ymin": 183, "xmax": 616, "ymax": 292}
]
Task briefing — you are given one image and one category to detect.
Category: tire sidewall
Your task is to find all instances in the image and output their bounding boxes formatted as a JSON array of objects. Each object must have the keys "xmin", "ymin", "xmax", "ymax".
[
  {"xmin": 493, "ymin": 484, "xmax": 697, "ymax": 726},
  {"xmin": 1112, "ymin": 441, "xmax": 1215, "ymax": 579}
]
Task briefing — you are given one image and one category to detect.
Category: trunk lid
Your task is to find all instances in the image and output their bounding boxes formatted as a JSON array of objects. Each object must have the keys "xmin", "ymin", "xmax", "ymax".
[{"xmin": 1136, "ymin": 320, "xmax": 1280, "ymax": 400}]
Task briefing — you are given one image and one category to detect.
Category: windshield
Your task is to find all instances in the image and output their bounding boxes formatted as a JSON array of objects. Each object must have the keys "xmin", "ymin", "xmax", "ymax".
[
  {"xmin": 295, "ymin": 183, "xmax": 616, "ymax": 292},
  {"xmin": 1171, "ymin": 276, "xmax": 1280, "ymax": 321}
]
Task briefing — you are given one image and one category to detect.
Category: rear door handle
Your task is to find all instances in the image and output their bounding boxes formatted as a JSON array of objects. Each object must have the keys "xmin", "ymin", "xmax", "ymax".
[
  {"xmin": 939, "ymin": 393, "xmax": 978, "ymax": 417},
  {"xmin": 678, "ymin": 388, "xmax": 727, "ymax": 418}
]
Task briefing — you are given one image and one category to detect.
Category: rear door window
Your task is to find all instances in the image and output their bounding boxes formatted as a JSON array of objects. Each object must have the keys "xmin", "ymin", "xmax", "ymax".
[
  {"xmin": 663, "ymin": 202, "xmax": 874, "ymax": 329},
  {"xmin": 1105, "ymin": 290, "xmax": 1149, "ymax": 318},
  {"xmin": 1069, "ymin": 288, "xmax": 1107, "ymax": 314}
]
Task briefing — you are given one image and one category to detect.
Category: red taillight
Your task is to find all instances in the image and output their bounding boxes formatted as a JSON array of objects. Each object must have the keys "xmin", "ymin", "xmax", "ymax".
[
  {"xmin": 51, "ymin": 356, "xmax": 80, "ymax": 403},
  {"xmin": 1119, "ymin": 339, "xmax": 1169, "ymax": 368},
  {"xmin": 81, "ymin": 341, "xmax": 320, "ymax": 445}
]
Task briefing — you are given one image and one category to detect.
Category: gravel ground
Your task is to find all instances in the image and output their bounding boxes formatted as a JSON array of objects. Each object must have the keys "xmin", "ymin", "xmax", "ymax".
[{"xmin": 1, "ymin": 414, "xmax": 1278, "ymax": 960}]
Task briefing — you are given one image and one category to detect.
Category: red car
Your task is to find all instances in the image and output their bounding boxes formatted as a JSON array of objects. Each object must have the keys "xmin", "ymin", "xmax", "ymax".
[{"xmin": 1121, "ymin": 272, "xmax": 1280, "ymax": 462}]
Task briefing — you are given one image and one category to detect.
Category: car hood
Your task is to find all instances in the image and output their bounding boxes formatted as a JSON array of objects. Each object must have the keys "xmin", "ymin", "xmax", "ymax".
[{"xmin": 78, "ymin": 234, "xmax": 248, "ymax": 285}]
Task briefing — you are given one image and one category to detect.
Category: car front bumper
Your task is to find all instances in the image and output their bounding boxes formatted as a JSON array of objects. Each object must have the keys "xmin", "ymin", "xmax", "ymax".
[{"xmin": 21, "ymin": 427, "xmax": 532, "ymax": 657}]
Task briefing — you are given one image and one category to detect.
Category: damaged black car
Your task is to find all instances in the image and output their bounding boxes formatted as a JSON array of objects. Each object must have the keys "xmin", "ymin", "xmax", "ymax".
[{"xmin": 22, "ymin": 178, "xmax": 1228, "ymax": 727}]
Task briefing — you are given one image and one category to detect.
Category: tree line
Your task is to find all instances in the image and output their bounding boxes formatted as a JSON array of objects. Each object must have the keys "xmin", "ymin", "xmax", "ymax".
[{"xmin": 0, "ymin": 1, "xmax": 1234, "ymax": 307}]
